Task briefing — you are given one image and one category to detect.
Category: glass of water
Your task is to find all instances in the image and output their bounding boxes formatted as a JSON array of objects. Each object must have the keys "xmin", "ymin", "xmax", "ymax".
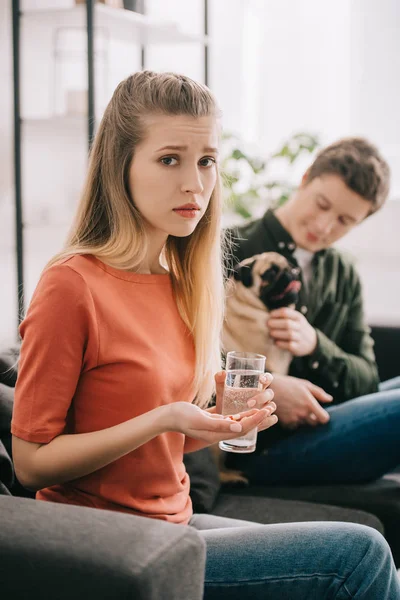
[{"xmin": 219, "ymin": 351, "xmax": 266, "ymax": 453}]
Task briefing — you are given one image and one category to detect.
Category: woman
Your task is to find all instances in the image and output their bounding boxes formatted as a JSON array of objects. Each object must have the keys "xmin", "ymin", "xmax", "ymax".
[{"xmin": 11, "ymin": 71, "xmax": 400, "ymax": 598}]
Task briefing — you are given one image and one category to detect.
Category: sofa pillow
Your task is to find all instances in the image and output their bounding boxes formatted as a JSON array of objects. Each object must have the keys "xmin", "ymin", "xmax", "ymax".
[
  {"xmin": 0, "ymin": 382, "xmax": 15, "ymax": 493},
  {"xmin": 0, "ymin": 346, "xmax": 20, "ymax": 387},
  {"xmin": 183, "ymin": 448, "xmax": 221, "ymax": 513}
]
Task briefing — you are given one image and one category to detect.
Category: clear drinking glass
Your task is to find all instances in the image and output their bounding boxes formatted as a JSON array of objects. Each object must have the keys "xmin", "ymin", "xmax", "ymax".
[{"xmin": 219, "ymin": 351, "xmax": 266, "ymax": 453}]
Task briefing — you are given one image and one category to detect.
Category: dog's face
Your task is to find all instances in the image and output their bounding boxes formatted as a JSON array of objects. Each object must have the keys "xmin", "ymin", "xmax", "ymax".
[{"xmin": 233, "ymin": 252, "xmax": 301, "ymax": 310}]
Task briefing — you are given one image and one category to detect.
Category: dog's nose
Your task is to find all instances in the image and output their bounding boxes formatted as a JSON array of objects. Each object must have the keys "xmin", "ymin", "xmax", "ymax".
[{"xmin": 291, "ymin": 267, "xmax": 301, "ymax": 276}]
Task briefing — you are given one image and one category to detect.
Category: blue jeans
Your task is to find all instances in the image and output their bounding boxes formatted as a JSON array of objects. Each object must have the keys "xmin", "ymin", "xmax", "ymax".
[
  {"xmin": 231, "ymin": 376, "xmax": 400, "ymax": 485},
  {"xmin": 189, "ymin": 514, "xmax": 400, "ymax": 599}
]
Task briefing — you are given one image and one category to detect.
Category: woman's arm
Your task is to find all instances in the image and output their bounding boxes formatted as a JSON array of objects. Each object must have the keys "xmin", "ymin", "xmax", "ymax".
[
  {"xmin": 13, "ymin": 405, "xmax": 170, "ymax": 491},
  {"xmin": 14, "ymin": 401, "xmax": 276, "ymax": 492}
]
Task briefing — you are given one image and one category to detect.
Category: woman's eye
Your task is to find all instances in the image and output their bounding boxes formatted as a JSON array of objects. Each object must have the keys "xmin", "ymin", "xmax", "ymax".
[
  {"xmin": 160, "ymin": 156, "xmax": 178, "ymax": 166},
  {"xmin": 199, "ymin": 157, "xmax": 216, "ymax": 168}
]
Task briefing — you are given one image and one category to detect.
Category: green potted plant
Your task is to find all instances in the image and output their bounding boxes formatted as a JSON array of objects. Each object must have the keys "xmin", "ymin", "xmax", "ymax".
[{"xmin": 221, "ymin": 132, "xmax": 320, "ymax": 225}]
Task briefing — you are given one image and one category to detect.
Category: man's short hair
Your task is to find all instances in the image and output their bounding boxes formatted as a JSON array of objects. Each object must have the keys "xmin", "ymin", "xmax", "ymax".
[{"xmin": 307, "ymin": 137, "xmax": 390, "ymax": 214}]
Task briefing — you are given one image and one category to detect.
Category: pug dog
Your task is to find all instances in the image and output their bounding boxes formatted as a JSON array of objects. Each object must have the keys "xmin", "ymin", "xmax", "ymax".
[
  {"xmin": 223, "ymin": 252, "xmax": 301, "ymax": 375},
  {"xmin": 213, "ymin": 252, "xmax": 301, "ymax": 486}
]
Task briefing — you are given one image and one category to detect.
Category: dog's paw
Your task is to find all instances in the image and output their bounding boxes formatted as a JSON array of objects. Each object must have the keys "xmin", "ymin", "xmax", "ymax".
[{"xmin": 219, "ymin": 470, "xmax": 249, "ymax": 487}]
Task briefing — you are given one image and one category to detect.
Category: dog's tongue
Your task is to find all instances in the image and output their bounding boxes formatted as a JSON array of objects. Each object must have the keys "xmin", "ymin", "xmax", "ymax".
[
  {"xmin": 285, "ymin": 280, "xmax": 301, "ymax": 294},
  {"xmin": 270, "ymin": 280, "xmax": 301, "ymax": 302}
]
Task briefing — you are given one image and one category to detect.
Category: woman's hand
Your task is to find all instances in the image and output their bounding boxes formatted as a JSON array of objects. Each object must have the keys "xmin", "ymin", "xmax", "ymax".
[
  {"xmin": 214, "ymin": 370, "xmax": 275, "ymax": 410},
  {"xmin": 167, "ymin": 401, "xmax": 276, "ymax": 444},
  {"xmin": 212, "ymin": 370, "xmax": 277, "ymax": 434}
]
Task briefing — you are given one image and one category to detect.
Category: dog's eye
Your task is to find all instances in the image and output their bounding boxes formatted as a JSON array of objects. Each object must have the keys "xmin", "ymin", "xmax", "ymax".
[{"xmin": 261, "ymin": 265, "xmax": 279, "ymax": 282}]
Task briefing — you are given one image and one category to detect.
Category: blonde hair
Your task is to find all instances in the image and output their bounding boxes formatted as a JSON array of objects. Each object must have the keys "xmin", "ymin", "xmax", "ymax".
[{"xmin": 47, "ymin": 71, "xmax": 225, "ymax": 408}]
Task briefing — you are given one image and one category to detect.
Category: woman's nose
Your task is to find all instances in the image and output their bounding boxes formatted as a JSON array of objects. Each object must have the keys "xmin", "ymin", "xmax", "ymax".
[{"xmin": 180, "ymin": 167, "xmax": 204, "ymax": 194}]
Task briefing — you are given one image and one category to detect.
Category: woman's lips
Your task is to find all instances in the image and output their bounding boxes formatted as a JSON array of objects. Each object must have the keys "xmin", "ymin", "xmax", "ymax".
[{"xmin": 173, "ymin": 209, "xmax": 200, "ymax": 219}]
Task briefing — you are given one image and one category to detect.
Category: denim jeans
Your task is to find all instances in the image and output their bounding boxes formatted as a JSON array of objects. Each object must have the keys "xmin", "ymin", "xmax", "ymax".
[
  {"xmin": 189, "ymin": 513, "xmax": 400, "ymax": 599},
  {"xmin": 230, "ymin": 376, "xmax": 400, "ymax": 485}
]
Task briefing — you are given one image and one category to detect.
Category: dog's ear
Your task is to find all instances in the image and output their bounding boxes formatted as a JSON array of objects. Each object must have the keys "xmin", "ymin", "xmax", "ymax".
[{"xmin": 233, "ymin": 260, "xmax": 255, "ymax": 287}]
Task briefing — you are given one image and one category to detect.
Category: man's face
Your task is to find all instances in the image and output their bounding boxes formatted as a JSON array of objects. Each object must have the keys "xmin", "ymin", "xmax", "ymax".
[{"xmin": 280, "ymin": 174, "xmax": 372, "ymax": 252}]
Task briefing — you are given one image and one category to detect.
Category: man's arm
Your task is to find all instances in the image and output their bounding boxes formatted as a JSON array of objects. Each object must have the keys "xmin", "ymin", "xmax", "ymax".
[{"xmin": 291, "ymin": 273, "xmax": 379, "ymax": 402}]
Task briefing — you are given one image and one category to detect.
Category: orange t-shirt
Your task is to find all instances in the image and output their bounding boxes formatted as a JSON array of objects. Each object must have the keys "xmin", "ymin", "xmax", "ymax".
[{"xmin": 11, "ymin": 255, "xmax": 196, "ymax": 524}]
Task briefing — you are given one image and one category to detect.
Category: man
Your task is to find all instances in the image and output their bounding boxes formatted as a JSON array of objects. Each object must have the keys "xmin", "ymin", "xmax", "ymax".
[{"xmin": 225, "ymin": 137, "xmax": 400, "ymax": 485}]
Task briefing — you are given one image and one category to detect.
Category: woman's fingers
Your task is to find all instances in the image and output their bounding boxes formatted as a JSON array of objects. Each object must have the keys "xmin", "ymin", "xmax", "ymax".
[
  {"xmin": 252, "ymin": 402, "xmax": 277, "ymax": 431},
  {"xmin": 214, "ymin": 370, "xmax": 226, "ymax": 413},
  {"xmin": 210, "ymin": 408, "xmax": 269, "ymax": 436},
  {"xmin": 201, "ymin": 413, "xmax": 244, "ymax": 434},
  {"xmin": 247, "ymin": 387, "xmax": 275, "ymax": 409},
  {"xmin": 203, "ymin": 372, "xmax": 277, "ymax": 440},
  {"xmin": 249, "ymin": 372, "xmax": 274, "ymax": 408},
  {"xmin": 257, "ymin": 413, "xmax": 279, "ymax": 432},
  {"xmin": 232, "ymin": 408, "xmax": 269, "ymax": 431},
  {"xmin": 233, "ymin": 408, "xmax": 277, "ymax": 433},
  {"xmin": 228, "ymin": 408, "xmax": 261, "ymax": 420},
  {"xmin": 214, "ymin": 371, "xmax": 274, "ymax": 412},
  {"xmin": 266, "ymin": 401, "xmax": 276, "ymax": 414},
  {"xmin": 260, "ymin": 372, "xmax": 273, "ymax": 390},
  {"xmin": 188, "ymin": 406, "xmax": 277, "ymax": 443}
]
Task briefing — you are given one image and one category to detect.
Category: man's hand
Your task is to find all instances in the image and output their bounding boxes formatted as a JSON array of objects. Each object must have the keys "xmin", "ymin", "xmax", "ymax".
[
  {"xmin": 267, "ymin": 307, "xmax": 318, "ymax": 356},
  {"xmin": 270, "ymin": 374, "xmax": 333, "ymax": 429}
]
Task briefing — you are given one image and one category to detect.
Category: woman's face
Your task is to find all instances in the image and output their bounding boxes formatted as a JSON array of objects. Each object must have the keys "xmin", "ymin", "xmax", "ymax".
[{"xmin": 128, "ymin": 114, "xmax": 219, "ymax": 240}]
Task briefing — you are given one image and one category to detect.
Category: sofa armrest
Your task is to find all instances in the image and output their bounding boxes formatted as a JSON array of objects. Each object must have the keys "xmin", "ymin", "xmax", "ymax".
[
  {"xmin": 370, "ymin": 325, "xmax": 400, "ymax": 382},
  {"xmin": 0, "ymin": 496, "xmax": 206, "ymax": 600}
]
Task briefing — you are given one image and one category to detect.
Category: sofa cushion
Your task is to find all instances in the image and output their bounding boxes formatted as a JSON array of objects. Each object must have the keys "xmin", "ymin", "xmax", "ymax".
[
  {"xmin": 184, "ymin": 448, "xmax": 221, "ymax": 513},
  {"xmin": 229, "ymin": 472, "xmax": 400, "ymax": 566},
  {"xmin": 370, "ymin": 325, "xmax": 400, "ymax": 382},
  {"xmin": 212, "ymin": 492, "xmax": 384, "ymax": 534},
  {"xmin": 0, "ymin": 496, "xmax": 206, "ymax": 600},
  {"xmin": 0, "ymin": 346, "xmax": 19, "ymax": 387},
  {"xmin": 0, "ymin": 382, "xmax": 14, "ymax": 493}
]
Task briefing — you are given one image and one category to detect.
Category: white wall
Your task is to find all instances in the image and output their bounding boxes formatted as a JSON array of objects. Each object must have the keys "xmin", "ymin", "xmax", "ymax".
[
  {"xmin": 337, "ymin": 0, "xmax": 400, "ymax": 325},
  {"xmin": 245, "ymin": 0, "xmax": 400, "ymax": 325},
  {"xmin": 245, "ymin": 0, "xmax": 400, "ymax": 200},
  {"xmin": 255, "ymin": 0, "xmax": 352, "ymax": 152},
  {"xmin": 334, "ymin": 201, "xmax": 399, "ymax": 326},
  {"xmin": 349, "ymin": 0, "xmax": 400, "ymax": 199},
  {"xmin": 0, "ymin": 0, "xmax": 399, "ymax": 346},
  {"xmin": 1, "ymin": 0, "xmax": 237, "ymax": 346}
]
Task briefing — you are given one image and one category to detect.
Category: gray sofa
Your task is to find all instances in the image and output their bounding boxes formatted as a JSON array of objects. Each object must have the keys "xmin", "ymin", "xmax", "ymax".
[
  {"xmin": 0, "ymin": 495, "xmax": 206, "ymax": 600},
  {"xmin": 0, "ymin": 329, "xmax": 398, "ymax": 597},
  {"xmin": 184, "ymin": 325, "xmax": 400, "ymax": 566},
  {"xmin": 0, "ymin": 350, "xmax": 208, "ymax": 599}
]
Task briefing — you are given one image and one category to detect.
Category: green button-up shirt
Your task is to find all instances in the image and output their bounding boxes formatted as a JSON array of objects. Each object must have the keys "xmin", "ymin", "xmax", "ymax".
[{"xmin": 226, "ymin": 209, "xmax": 379, "ymax": 404}]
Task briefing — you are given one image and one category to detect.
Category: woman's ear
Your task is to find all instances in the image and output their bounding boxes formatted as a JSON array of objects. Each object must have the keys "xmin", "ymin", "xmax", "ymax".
[{"xmin": 233, "ymin": 261, "xmax": 255, "ymax": 287}]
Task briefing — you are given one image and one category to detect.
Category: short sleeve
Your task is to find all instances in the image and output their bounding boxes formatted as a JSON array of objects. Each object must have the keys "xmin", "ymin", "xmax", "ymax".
[{"xmin": 11, "ymin": 263, "xmax": 99, "ymax": 444}]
